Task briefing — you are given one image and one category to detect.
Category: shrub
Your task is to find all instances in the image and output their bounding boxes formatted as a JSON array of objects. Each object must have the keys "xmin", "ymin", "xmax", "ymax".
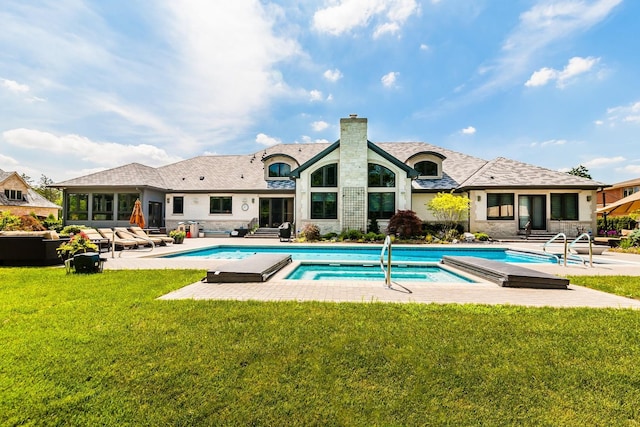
[
  {"xmin": 387, "ymin": 210, "xmax": 422, "ymax": 239},
  {"xmin": 363, "ymin": 232, "xmax": 379, "ymax": 242},
  {"xmin": 60, "ymin": 225, "xmax": 88, "ymax": 236},
  {"xmin": 346, "ymin": 229, "xmax": 363, "ymax": 241},
  {"xmin": 627, "ymin": 229, "xmax": 640, "ymax": 247},
  {"xmin": 56, "ymin": 232, "xmax": 98, "ymax": 259},
  {"xmin": 368, "ymin": 217, "xmax": 380, "ymax": 234},
  {"xmin": 300, "ymin": 223, "xmax": 320, "ymax": 242},
  {"xmin": 18, "ymin": 215, "xmax": 46, "ymax": 231},
  {"xmin": 474, "ymin": 232, "xmax": 490, "ymax": 241},
  {"xmin": 43, "ymin": 213, "xmax": 63, "ymax": 231},
  {"xmin": 0, "ymin": 211, "xmax": 22, "ymax": 231},
  {"xmin": 322, "ymin": 232, "xmax": 338, "ymax": 240}
]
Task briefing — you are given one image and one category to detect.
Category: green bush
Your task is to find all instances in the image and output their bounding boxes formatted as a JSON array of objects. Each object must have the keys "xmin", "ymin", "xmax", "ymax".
[
  {"xmin": 363, "ymin": 232, "xmax": 382, "ymax": 242},
  {"xmin": 43, "ymin": 213, "xmax": 63, "ymax": 231},
  {"xmin": 474, "ymin": 232, "xmax": 490, "ymax": 241},
  {"xmin": 368, "ymin": 217, "xmax": 380, "ymax": 234},
  {"xmin": 598, "ymin": 216, "xmax": 637, "ymax": 234},
  {"xmin": 60, "ymin": 225, "xmax": 88, "ymax": 236},
  {"xmin": 322, "ymin": 232, "xmax": 338, "ymax": 240},
  {"xmin": 627, "ymin": 229, "xmax": 640, "ymax": 247},
  {"xmin": 0, "ymin": 211, "xmax": 22, "ymax": 231}
]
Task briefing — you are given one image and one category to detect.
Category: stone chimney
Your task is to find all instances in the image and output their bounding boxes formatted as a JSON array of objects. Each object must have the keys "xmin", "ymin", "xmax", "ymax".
[{"xmin": 339, "ymin": 114, "xmax": 368, "ymax": 188}]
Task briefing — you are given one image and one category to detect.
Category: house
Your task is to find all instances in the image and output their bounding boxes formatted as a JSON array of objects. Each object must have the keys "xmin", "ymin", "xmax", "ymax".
[
  {"xmin": 0, "ymin": 169, "xmax": 61, "ymax": 218},
  {"xmin": 52, "ymin": 115, "xmax": 606, "ymax": 239},
  {"xmin": 596, "ymin": 177, "xmax": 640, "ymax": 214}
]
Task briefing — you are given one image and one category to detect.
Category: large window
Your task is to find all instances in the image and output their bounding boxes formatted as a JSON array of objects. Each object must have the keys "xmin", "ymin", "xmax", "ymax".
[
  {"xmin": 368, "ymin": 164, "xmax": 395, "ymax": 187},
  {"xmin": 117, "ymin": 193, "xmax": 140, "ymax": 220},
  {"xmin": 415, "ymin": 161, "xmax": 438, "ymax": 176},
  {"xmin": 210, "ymin": 196, "xmax": 232, "ymax": 214},
  {"xmin": 92, "ymin": 193, "xmax": 114, "ymax": 220},
  {"xmin": 487, "ymin": 193, "xmax": 514, "ymax": 220},
  {"xmin": 311, "ymin": 163, "xmax": 338, "ymax": 187},
  {"xmin": 311, "ymin": 192, "xmax": 337, "ymax": 219},
  {"xmin": 551, "ymin": 193, "xmax": 578, "ymax": 220},
  {"xmin": 173, "ymin": 196, "xmax": 184, "ymax": 215},
  {"xmin": 4, "ymin": 189, "xmax": 23, "ymax": 200},
  {"xmin": 268, "ymin": 162, "xmax": 291, "ymax": 178},
  {"xmin": 66, "ymin": 193, "xmax": 89, "ymax": 220},
  {"xmin": 368, "ymin": 193, "xmax": 395, "ymax": 219}
]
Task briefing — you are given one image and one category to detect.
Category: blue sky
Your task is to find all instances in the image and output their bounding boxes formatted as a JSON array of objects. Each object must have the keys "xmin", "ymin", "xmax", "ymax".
[{"xmin": 1, "ymin": 0, "xmax": 638, "ymax": 185}]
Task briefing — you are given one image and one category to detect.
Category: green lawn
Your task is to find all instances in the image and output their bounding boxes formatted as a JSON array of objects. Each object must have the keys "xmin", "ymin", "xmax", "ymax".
[{"xmin": 2, "ymin": 268, "xmax": 640, "ymax": 425}]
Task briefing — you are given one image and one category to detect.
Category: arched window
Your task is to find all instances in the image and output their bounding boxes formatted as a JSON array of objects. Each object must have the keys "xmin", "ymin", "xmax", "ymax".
[
  {"xmin": 415, "ymin": 161, "xmax": 438, "ymax": 176},
  {"xmin": 268, "ymin": 162, "xmax": 291, "ymax": 178},
  {"xmin": 368, "ymin": 164, "xmax": 395, "ymax": 187},
  {"xmin": 311, "ymin": 163, "xmax": 338, "ymax": 187}
]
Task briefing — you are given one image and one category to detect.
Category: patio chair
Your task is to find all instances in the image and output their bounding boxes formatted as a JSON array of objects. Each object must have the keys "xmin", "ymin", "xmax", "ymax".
[
  {"xmin": 97, "ymin": 228, "xmax": 139, "ymax": 250},
  {"xmin": 82, "ymin": 228, "xmax": 111, "ymax": 252},
  {"xmin": 129, "ymin": 226, "xmax": 173, "ymax": 245},
  {"xmin": 114, "ymin": 227, "xmax": 156, "ymax": 247}
]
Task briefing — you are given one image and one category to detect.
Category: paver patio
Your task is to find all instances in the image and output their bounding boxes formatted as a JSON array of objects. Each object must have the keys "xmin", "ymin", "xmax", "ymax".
[{"xmin": 103, "ymin": 237, "xmax": 640, "ymax": 309}]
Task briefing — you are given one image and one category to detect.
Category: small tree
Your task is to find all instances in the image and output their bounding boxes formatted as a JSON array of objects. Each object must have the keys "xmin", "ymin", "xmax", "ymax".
[
  {"xmin": 426, "ymin": 192, "xmax": 470, "ymax": 237},
  {"xmin": 567, "ymin": 165, "xmax": 592, "ymax": 179},
  {"xmin": 387, "ymin": 210, "xmax": 422, "ymax": 239}
]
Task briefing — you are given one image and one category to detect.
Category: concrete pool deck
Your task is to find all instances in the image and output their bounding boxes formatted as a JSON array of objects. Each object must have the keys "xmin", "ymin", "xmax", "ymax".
[{"xmin": 102, "ymin": 237, "xmax": 640, "ymax": 309}]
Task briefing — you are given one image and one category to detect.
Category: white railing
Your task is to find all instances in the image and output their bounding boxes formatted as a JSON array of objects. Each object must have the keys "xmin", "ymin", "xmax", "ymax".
[{"xmin": 380, "ymin": 235, "xmax": 392, "ymax": 289}]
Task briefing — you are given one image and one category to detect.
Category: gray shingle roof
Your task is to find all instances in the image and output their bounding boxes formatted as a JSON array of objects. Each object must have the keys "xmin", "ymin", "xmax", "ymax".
[
  {"xmin": 50, "ymin": 143, "xmax": 606, "ymax": 192},
  {"xmin": 53, "ymin": 163, "xmax": 167, "ymax": 189},
  {"xmin": 458, "ymin": 157, "xmax": 606, "ymax": 189},
  {"xmin": 0, "ymin": 189, "xmax": 62, "ymax": 210}
]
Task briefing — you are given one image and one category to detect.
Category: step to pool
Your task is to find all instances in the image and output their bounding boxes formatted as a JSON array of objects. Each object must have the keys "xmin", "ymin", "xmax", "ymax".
[{"xmin": 441, "ymin": 256, "xmax": 569, "ymax": 289}]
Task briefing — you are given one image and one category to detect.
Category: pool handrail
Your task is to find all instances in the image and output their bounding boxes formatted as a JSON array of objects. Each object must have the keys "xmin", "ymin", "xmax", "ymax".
[
  {"xmin": 380, "ymin": 235, "xmax": 392, "ymax": 288},
  {"xmin": 569, "ymin": 233, "xmax": 594, "ymax": 267},
  {"xmin": 543, "ymin": 233, "xmax": 568, "ymax": 266}
]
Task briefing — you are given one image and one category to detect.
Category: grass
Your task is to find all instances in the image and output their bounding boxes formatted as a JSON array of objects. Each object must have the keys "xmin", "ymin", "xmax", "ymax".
[
  {"xmin": 569, "ymin": 275, "xmax": 640, "ymax": 300},
  {"xmin": 2, "ymin": 268, "xmax": 640, "ymax": 425}
]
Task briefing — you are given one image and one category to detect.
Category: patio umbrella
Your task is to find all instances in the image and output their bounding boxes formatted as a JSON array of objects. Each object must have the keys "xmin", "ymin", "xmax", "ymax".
[
  {"xmin": 596, "ymin": 191, "xmax": 640, "ymax": 217},
  {"xmin": 129, "ymin": 199, "xmax": 146, "ymax": 229}
]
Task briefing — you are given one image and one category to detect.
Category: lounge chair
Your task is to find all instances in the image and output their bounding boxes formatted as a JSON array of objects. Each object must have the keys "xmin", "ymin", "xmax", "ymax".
[
  {"xmin": 129, "ymin": 226, "xmax": 173, "ymax": 245},
  {"xmin": 114, "ymin": 227, "xmax": 156, "ymax": 247},
  {"xmin": 97, "ymin": 228, "xmax": 139, "ymax": 250},
  {"xmin": 81, "ymin": 228, "xmax": 111, "ymax": 252}
]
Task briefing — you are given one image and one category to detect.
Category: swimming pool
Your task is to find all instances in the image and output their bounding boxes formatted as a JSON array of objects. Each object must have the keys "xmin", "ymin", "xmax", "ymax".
[
  {"xmin": 162, "ymin": 244, "xmax": 559, "ymax": 264},
  {"xmin": 286, "ymin": 263, "xmax": 475, "ymax": 282}
]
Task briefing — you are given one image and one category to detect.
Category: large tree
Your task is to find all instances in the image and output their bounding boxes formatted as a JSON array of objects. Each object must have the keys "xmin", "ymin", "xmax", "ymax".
[{"xmin": 34, "ymin": 175, "xmax": 62, "ymax": 205}]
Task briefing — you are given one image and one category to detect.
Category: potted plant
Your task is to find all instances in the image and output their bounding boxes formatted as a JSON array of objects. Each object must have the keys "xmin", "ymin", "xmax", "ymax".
[
  {"xmin": 169, "ymin": 229, "xmax": 186, "ymax": 244},
  {"xmin": 56, "ymin": 232, "xmax": 99, "ymax": 260}
]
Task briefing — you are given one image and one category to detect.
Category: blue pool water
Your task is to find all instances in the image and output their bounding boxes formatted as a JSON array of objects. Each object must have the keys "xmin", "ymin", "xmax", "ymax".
[
  {"xmin": 286, "ymin": 263, "xmax": 475, "ymax": 282},
  {"xmin": 162, "ymin": 245, "xmax": 558, "ymax": 264}
]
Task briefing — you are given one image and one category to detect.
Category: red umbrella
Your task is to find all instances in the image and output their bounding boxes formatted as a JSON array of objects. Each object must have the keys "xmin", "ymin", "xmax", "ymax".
[{"xmin": 129, "ymin": 199, "xmax": 146, "ymax": 229}]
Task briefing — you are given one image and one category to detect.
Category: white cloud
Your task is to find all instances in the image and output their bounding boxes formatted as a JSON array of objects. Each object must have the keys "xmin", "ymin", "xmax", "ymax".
[
  {"xmin": 0, "ymin": 153, "xmax": 19, "ymax": 166},
  {"xmin": 420, "ymin": 43, "xmax": 430, "ymax": 51},
  {"xmin": 461, "ymin": 126, "xmax": 476, "ymax": 135},
  {"xmin": 525, "ymin": 56, "xmax": 599, "ymax": 87},
  {"xmin": 618, "ymin": 164, "xmax": 640, "ymax": 174},
  {"xmin": 312, "ymin": 0, "xmax": 420, "ymax": 38},
  {"xmin": 373, "ymin": 22, "xmax": 400, "ymax": 39},
  {"xmin": 2, "ymin": 78, "xmax": 30, "ymax": 93},
  {"xmin": 311, "ymin": 121, "xmax": 329, "ymax": 131},
  {"xmin": 531, "ymin": 139, "xmax": 568, "ymax": 147},
  {"xmin": 256, "ymin": 132, "xmax": 281, "ymax": 147},
  {"xmin": 470, "ymin": 0, "xmax": 621, "ymax": 98},
  {"xmin": 584, "ymin": 156, "xmax": 625, "ymax": 168},
  {"xmin": 3, "ymin": 128, "xmax": 181, "ymax": 166},
  {"xmin": 381, "ymin": 71, "xmax": 399, "ymax": 88},
  {"xmin": 298, "ymin": 136, "xmax": 330, "ymax": 144},
  {"xmin": 309, "ymin": 89, "xmax": 324, "ymax": 101},
  {"xmin": 594, "ymin": 120, "xmax": 604, "ymax": 125},
  {"xmin": 604, "ymin": 101, "xmax": 640, "ymax": 125},
  {"xmin": 525, "ymin": 67, "xmax": 558, "ymax": 87},
  {"xmin": 323, "ymin": 69, "xmax": 343, "ymax": 82}
]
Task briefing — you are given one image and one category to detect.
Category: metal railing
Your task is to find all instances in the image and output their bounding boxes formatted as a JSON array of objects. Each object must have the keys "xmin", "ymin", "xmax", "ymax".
[{"xmin": 380, "ymin": 235, "xmax": 392, "ymax": 289}]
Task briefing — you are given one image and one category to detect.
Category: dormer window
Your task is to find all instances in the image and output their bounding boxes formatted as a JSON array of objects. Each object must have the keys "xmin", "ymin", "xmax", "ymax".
[
  {"xmin": 268, "ymin": 162, "xmax": 291, "ymax": 178},
  {"xmin": 4, "ymin": 189, "xmax": 23, "ymax": 200},
  {"xmin": 415, "ymin": 161, "xmax": 438, "ymax": 177}
]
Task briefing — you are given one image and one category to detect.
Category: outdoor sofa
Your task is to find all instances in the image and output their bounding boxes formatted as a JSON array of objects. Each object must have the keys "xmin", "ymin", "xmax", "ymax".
[{"xmin": 0, "ymin": 230, "xmax": 69, "ymax": 266}]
